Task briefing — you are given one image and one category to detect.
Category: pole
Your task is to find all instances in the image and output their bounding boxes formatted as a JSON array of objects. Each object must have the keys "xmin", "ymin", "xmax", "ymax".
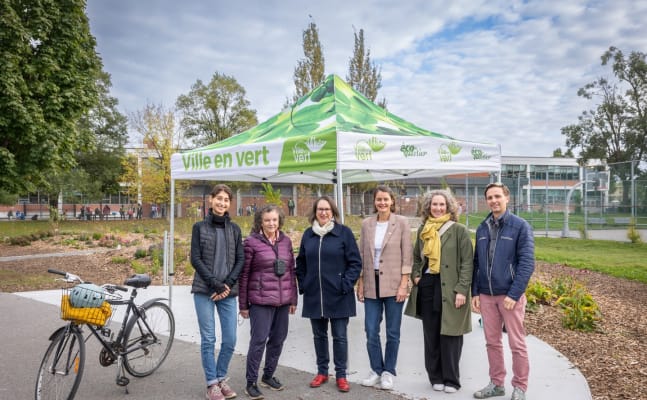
[{"xmin": 169, "ymin": 178, "xmax": 175, "ymax": 308}]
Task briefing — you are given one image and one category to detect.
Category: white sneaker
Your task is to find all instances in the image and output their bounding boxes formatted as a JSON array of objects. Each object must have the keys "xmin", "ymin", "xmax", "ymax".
[
  {"xmin": 379, "ymin": 371, "xmax": 394, "ymax": 390},
  {"xmin": 432, "ymin": 383, "xmax": 445, "ymax": 391},
  {"xmin": 361, "ymin": 370, "xmax": 381, "ymax": 387},
  {"xmin": 444, "ymin": 385, "xmax": 458, "ymax": 393}
]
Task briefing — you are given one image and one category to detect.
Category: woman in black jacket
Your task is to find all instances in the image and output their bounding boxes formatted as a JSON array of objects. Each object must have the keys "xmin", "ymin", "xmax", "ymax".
[{"xmin": 191, "ymin": 184, "xmax": 244, "ymax": 400}]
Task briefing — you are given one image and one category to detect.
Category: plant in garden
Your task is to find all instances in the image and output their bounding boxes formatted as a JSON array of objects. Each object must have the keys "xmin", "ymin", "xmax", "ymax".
[
  {"xmin": 134, "ymin": 248, "xmax": 148, "ymax": 259},
  {"xmin": 627, "ymin": 223, "xmax": 642, "ymax": 244},
  {"xmin": 555, "ymin": 284, "xmax": 601, "ymax": 332},
  {"xmin": 525, "ymin": 280, "xmax": 554, "ymax": 312}
]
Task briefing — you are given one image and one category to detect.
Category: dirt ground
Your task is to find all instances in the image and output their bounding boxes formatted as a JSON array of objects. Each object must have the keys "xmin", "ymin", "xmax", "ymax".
[{"xmin": 1, "ymin": 235, "xmax": 645, "ymax": 400}]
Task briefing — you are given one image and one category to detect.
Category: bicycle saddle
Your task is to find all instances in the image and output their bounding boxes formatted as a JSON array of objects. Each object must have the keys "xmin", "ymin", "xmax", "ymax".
[{"xmin": 124, "ymin": 274, "xmax": 151, "ymax": 288}]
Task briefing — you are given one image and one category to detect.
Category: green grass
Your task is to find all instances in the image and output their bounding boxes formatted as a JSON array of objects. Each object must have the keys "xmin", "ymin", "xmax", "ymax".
[
  {"xmin": 534, "ymin": 237, "xmax": 647, "ymax": 283},
  {"xmin": 3, "ymin": 216, "xmax": 646, "ymax": 284}
]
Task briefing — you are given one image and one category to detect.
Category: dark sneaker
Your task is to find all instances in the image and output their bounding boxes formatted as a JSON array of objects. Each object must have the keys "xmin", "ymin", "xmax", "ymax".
[
  {"xmin": 260, "ymin": 375, "xmax": 285, "ymax": 391},
  {"xmin": 473, "ymin": 381, "xmax": 505, "ymax": 398},
  {"xmin": 244, "ymin": 383, "xmax": 263, "ymax": 400}
]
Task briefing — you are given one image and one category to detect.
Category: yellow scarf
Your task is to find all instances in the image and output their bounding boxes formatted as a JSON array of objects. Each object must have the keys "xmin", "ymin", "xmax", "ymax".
[{"xmin": 420, "ymin": 214, "xmax": 451, "ymax": 274}]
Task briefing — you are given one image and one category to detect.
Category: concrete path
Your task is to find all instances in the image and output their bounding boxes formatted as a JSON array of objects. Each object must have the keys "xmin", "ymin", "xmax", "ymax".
[{"xmin": 7, "ymin": 285, "xmax": 592, "ymax": 399}]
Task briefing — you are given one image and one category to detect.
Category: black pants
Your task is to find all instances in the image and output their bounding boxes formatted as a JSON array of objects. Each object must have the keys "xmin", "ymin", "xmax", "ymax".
[{"xmin": 418, "ymin": 273, "xmax": 464, "ymax": 389}]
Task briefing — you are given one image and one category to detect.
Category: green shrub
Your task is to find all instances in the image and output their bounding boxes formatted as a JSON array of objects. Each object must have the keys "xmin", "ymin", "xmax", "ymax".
[
  {"xmin": 111, "ymin": 256, "xmax": 130, "ymax": 264},
  {"xmin": 525, "ymin": 280, "xmax": 553, "ymax": 312},
  {"xmin": 627, "ymin": 224, "xmax": 642, "ymax": 244},
  {"xmin": 92, "ymin": 232, "xmax": 103, "ymax": 240},
  {"xmin": 130, "ymin": 260, "xmax": 147, "ymax": 274},
  {"xmin": 555, "ymin": 284, "xmax": 601, "ymax": 332},
  {"xmin": 77, "ymin": 232, "xmax": 90, "ymax": 242},
  {"xmin": 550, "ymin": 275, "xmax": 575, "ymax": 298},
  {"xmin": 9, "ymin": 235, "xmax": 31, "ymax": 246},
  {"xmin": 134, "ymin": 248, "xmax": 148, "ymax": 258}
]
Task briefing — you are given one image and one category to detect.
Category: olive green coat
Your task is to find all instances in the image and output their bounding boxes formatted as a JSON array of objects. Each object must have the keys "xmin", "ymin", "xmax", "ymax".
[{"xmin": 404, "ymin": 222, "xmax": 474, "ymax": 336}]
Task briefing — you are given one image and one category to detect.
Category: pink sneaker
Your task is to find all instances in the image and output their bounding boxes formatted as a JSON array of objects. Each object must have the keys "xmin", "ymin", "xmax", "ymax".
[
  {"xmin": 206, "ymin": 384, "xmax": 224, "ymax": 400},
  {"xmin": 218, "ymin": 378, "xmax": 237, "ymax": 399}
]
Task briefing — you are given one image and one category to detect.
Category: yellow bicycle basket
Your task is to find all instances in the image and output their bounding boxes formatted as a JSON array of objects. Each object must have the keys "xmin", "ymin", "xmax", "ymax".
[{"xmin": 61, "ymin": 294, "xmax": 113, "ymax": 326}]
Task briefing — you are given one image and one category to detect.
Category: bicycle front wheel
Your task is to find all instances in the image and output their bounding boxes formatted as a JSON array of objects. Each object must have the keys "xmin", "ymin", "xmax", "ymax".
[
  {"xmin": 123, "ymin": 301, "xmax": 175, "ymax": 377},
  {"xmin": 35, "ymin": 326, "xmax": 85, "ymax": 400}
]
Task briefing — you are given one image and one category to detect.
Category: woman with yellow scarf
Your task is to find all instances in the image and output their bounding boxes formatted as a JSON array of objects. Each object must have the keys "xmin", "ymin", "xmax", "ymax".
[{"xmin": 404, "ymin": 190, "xmax": 473, "ymax": 394}]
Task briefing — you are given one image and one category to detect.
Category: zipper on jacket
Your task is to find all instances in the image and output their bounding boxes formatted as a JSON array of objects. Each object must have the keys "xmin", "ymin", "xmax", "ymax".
[
  {"xmin": 487, "ymin": 227, "xmax": 501, "ymax": 296},
  {"xmin": 318, "ymin": 235, "xmax": 324, "ymax": 317}
]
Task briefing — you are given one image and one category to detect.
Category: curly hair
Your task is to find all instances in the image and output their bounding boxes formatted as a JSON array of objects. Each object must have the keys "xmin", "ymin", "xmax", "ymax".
[
  {"xmin": 420, "ymin": 189, "xmax": 459, "ymax": 222},
  {"xmin": 251, "ymin": 204, "xmax": 285, "ymax": 234}
]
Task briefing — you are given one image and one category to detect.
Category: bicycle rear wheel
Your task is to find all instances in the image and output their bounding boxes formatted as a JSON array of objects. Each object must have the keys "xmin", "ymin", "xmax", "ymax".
[
  {"xmin": 123, "ymin": 301, "xmax": 175, "ymax": 377},
  {"xmin": 35, "ymin": 326, "xmax": 85, "ymax": 400}
]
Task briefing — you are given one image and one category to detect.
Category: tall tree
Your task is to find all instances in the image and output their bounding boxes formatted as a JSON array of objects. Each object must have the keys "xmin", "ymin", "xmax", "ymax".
[
  {"xmin": 176, "ymin": 72, "xmax": 258, "ymax": 146},
  {"xmin": 75, "ymin": 71, "xmax": 128, "ymax": 195},
  {"xmin": 121, "ymin": 104, "xmax": 186, "ymax": 207},
  {"xmin": 346, "ymin": 28, "xmax": 387, "ymax": 109},
  {"xmin": 289, "ymin": 21, "xmax": 325, "ymax": 104},
  {"xmin": 0, "ymin": 0, "xmax": 102, "ymax": 199},
  {"xmin": 561, "ymin": 46, "xmax": 647, "ymax": 205}
]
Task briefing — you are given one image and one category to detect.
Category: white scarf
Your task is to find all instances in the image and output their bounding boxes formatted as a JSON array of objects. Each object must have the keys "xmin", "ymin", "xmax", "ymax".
[{"xmin": 312, "ymin": 220, "xmax": 334, "ymax": 237}]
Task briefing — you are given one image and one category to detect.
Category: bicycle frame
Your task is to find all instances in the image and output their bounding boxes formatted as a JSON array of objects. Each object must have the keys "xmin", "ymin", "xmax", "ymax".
[{"xmin": 85, "ymin": 287, "xmax": 167, "ymax": 361}]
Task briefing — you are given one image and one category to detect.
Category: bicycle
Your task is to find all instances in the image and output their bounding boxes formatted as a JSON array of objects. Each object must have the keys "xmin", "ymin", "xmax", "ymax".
[{"xmin": 35, "ymin": 269, "xmax": 175, "ymax": 400}]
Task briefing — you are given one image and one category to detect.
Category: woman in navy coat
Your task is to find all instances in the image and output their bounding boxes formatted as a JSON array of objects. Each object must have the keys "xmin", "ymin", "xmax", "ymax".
[{"xmin": 296, "ymin": 196, "xmax": 362, "ymax": 393}]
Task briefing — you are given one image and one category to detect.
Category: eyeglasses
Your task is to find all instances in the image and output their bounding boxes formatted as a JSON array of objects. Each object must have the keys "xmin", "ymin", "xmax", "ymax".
[{"xmin": 317, "ymin": 208, "xmax": 331, "ymax": 213}]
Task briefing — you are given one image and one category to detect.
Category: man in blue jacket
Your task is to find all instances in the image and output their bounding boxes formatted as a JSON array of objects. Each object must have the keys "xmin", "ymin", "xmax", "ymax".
[{"xmin": 471, "ymin": 183, "xmax": 534, "ymax": 400}]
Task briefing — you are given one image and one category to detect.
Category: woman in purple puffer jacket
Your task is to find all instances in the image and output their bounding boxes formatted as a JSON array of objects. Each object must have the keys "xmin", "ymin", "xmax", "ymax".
[{"xmin": 238, "ymin": 204, "xmax": 297, "ymax": 399}]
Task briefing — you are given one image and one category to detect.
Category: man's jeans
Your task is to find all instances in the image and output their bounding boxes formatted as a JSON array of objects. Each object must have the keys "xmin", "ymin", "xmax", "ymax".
[
  {"xmin": 194, "ymin": 293, "xmax": 237, "ymax": 386},
  {"xmin": 364, "ymin": 296, "xmax": 403, "ymax": 375}
]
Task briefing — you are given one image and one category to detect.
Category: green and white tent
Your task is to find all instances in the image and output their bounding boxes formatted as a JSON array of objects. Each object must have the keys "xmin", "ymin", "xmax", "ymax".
[
  {"xmin": 170, "ymin": 74, "xmax": 500, "ymax": 186},
  {"xmin": 166, "ymin": 75, "xmax": 500, "ymax": 290}
]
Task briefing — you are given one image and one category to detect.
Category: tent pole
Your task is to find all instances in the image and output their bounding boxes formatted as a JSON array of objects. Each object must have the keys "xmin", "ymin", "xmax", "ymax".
[
  {"xmin": 336, "ymin": 170, "xmax": 344, "ymax": 224},
  {"xmin": 169, "ymin": 178, "xmax": 175, "ymax": 307}
]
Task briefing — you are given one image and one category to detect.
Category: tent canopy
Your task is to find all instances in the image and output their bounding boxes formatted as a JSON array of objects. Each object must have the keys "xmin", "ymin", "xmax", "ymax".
[{"xmin": 171, "ymin": 74, "xmax": 500, "ymax": 185}]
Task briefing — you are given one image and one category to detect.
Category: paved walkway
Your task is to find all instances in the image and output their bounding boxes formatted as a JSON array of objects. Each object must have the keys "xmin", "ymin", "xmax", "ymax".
[{"xmin": 8, "ymin": 285, "xmax": 592, "ymax": 399}]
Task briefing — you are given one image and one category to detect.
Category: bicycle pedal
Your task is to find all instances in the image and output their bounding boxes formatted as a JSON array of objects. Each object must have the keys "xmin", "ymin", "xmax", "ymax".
[{"xmin": 116, "ymin": 376, "xmax": 130, "ymax": 386}]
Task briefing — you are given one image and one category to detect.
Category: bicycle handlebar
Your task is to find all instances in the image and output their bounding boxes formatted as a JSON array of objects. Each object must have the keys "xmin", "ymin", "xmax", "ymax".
[
  {"xmin": 49, "ymin": 269, "xmax": 131, "ymax": 294},
  {"xmin": 48, "ymin": 269, "xmax": 83, "ymax": 283}
]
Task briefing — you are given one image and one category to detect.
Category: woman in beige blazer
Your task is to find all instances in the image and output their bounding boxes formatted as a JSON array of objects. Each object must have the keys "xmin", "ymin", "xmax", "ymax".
[{"xmin": 356, "ymin": 185, "xmax": 413, "ymax": 391}]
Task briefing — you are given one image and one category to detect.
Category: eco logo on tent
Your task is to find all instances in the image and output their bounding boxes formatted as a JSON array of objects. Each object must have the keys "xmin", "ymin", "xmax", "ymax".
[
  {"xmin": 400, "ymin": 143, "xmax": 428, "ymax": 158},
  {"xmin": 292, "ymin": 137, "xmax": 326, "ymax": 164},
  {"xmin": 471, "ymin": 147, "xmax": 492, "ymax": 160},
  {"xmin": 438, "ymin": 142, "xmax": 462, "ymax": 162},
  {"xmin": 355, "ymin": 136, "xmax": 385, "ymax": 161}
]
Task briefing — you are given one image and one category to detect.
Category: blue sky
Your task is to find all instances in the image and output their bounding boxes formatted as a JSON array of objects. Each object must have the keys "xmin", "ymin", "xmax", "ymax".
[{"xmin": 86, "ymin": 0, "xmax": 647, "ymax": 156}]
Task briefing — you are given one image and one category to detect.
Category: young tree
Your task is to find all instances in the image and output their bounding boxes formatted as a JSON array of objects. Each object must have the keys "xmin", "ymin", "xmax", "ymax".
[
  {"xmin": 121, "ymin": 104, "xmax": 187, "ymax": 208},
  {"xmin": 289, "ymin": 21, "xmax": 325, "ymax": 104},
  {"xmin": 176, "ymin": 72, "xmax": 258, "ymax": 146},
  {"xmin": 561, "ymin": 47, "xmax": 647, "ymax": 205},
  {"xmin": 346, "ymin": 28, "xmax": 387, "ymax": 109},
  {"xmin": 0, "ymin": 0, "xmax": 102, "ymax": 198}
]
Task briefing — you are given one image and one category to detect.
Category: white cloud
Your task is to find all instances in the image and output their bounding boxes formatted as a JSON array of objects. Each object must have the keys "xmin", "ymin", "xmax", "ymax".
[{"xmin": 87, "ymin": 0, "xmax": 647, "ymax": 156}]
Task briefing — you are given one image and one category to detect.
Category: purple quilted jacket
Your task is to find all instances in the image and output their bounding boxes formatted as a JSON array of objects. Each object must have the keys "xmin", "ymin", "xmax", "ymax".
[{"xmin": 239, "ymin": 231, "xmax": 297, "ymax": 310}]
